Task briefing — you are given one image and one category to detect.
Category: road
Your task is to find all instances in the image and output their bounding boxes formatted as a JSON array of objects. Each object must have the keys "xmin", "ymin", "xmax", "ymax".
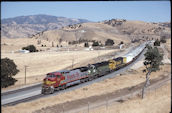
[{"xmin": 1, "ymin": 44, "xmax": 146, "ymax": 106}]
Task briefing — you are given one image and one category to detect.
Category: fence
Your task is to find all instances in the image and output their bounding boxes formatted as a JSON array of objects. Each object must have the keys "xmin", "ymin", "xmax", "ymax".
[{"xmin": 60, "ymin": 75, "xmax": 170, "ymax": 113}]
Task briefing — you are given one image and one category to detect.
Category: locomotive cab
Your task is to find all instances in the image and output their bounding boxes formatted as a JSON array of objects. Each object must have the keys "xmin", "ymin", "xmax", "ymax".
[
  {"xmin": 42, "ymin": 72, "xmax": 65, "ymax": 94},
  {"xmin": 43, "ymin": 74, "xmax": 57, "ymax": 86}
]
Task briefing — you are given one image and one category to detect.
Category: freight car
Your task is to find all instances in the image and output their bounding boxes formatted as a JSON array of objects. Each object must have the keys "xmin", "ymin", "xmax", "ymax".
[{"xmin": 41, "ymin": 42, "xmax": 147, "ymax": 94}]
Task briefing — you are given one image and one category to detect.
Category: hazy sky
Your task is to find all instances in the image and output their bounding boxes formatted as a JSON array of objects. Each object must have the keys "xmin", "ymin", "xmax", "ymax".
[{"xmin": 1, "ymin": 1, "xmax": 171, "ymax": 22}]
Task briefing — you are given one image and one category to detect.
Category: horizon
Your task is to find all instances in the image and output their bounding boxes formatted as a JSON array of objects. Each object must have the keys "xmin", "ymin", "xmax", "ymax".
[{"xmin": 2, "ymin": 1, "xmax": 171, "ymax": 23}]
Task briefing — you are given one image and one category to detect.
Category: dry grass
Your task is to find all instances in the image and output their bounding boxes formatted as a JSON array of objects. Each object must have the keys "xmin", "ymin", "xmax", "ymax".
[
  {"xmin": 2, "ymin": 49, "xmax": 116, "ymax": 89},
  {"xmin": 1, "ymin": 64, "xmax": 170, "ymax": 113},
  {"xmin": 2, "ymin": 37, "xmax": 121, "ymax": 90},
  {"xmin": 88, "ymin": 82, "xmax": 171, "ymax": 113}
]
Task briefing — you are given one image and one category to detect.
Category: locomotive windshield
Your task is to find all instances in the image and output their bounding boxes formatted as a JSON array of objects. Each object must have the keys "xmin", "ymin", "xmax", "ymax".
[{"xmin": 47, "ymin": 74, "xmax": 56, "ymax": 78}]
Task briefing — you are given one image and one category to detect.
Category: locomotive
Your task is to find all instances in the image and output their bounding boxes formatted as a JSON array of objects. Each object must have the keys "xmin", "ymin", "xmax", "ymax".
[{"xmin": 41, "ymin": 42, "xmax": 147, "ymax": 94}]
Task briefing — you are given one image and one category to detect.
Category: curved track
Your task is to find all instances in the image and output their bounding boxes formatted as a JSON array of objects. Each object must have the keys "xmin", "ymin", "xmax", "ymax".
[{"xmin": 1, "ymin": 46, "xmax": 146, "ymax": 106}]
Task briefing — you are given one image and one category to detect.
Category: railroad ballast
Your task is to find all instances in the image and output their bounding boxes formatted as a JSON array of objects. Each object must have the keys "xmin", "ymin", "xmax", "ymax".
[{"xmin": 41, "ymin": 42, "xmax": 148, "ymax": 94}]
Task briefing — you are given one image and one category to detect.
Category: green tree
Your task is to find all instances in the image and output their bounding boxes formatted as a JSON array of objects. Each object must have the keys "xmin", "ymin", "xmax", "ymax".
[
  {"xmin": 105, "ymin": 39, "xmax": 114, "ymax": 46},
  {"xmin": 119, "ymin": 41, "xmax": 124, "ymax": 45},
  {"xmin": 154, "ymin": 39, "xmax": 160, "ymax": 46},
  {"xmin": 22, "ymin": 45, "xmax": 37, "ymax": 52},
  {"xmin": 92, "ymin": 41, "xmax": 99, "ymax": 46},
  {"xmin": 142, "ymin": 45, "xmax": 163, "ymax": 98},
  {"xmin": 84, "ymin": 42, "xmax": 89, "ymax": 47},
  {"xmin": 1, "ymin": 58, "xmax": 19, "ymax": 88},
  {"xmin": 160, "ymin": 38, "xmax": 166, "ymax": 43}
]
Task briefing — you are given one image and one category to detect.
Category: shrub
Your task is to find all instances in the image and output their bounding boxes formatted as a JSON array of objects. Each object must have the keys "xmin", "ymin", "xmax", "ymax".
[
  {"xmin": 154, "ymin": 39, "xmax": 160, "ymax": 46},
  {"xmin": 1, "ymin": 58, "xmax": 19, "ymax": 88},
  {"xmin": 105, "ymin": 39, "xmax": 114, "ymax": 46},
  {"xmin": 84, "ymin": 42, "xmax": 89, "ymax": 47},
  {"xmin": 92, "ymin": 41, "xmax": 99, "ymax": 46},
  {"xmin": 22, "ymin": 45, "xmax": 37, "ymax": 52},
  {"xmin": 37, "ymin": 40, "xmax": 41, "ymax": 45},
  {"xmin": 131, "ymin": 39, "xmax": 141, "ymax": 43},
  {"xmin": 120, "ymin": 41, "xmax": 124, "ymax": 45},
  {"xmin": 160, "ymin": 38, "xmax": 166, "ymax": 43}
]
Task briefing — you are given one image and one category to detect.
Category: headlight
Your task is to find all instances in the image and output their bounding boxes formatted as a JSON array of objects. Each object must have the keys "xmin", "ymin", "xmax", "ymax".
[{"xmin": 88, "ymin": 70, "xmax": 91, "ymax": 73}]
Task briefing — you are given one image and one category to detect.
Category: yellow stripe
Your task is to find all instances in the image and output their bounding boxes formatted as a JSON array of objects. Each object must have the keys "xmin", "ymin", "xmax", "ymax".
[{"xmin": 45, "ymin": 80, "xmax": 56, "ymax": 85}]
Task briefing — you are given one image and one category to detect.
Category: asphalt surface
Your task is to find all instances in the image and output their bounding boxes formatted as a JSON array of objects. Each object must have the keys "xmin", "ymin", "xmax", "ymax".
[{"xmin": 1, "ymin": 45, "xmax": 146, "ymax": 106}]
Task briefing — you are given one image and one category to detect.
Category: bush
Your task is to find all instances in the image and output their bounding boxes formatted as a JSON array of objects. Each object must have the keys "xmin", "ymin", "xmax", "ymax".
[
  {"xmin": 119, "ymin": 41, "xmax": 124, "ymax": 45},
  {"xmin": 131, "ymin": 39, "xmax": 141, "ymax": 43},
  {"xmin": 84, "ymin": 42, "xmax": 89, "ymax": 47},
  {"xmin": 154, "ymin": 39, "xmax": 160, "ymax": 46},
  {"xmin": 92, "ymin": 41, "xmax": 99, "ymax": 46},
  {"xmin": 105, "ymin": 39, "xmax": 114, "ymax": 46},
  {"xmin": 1, "ymin": 58, "xmax": 19, "ymax": 88},
  {"xmin": 37, "ymin": 40, "xmax": 41, "ymax": 45},
  {"xmin": 160, "ymin": 38, "xmax": 166, "ymax": 43},
  {"xmin": 22, "ymin": 45, "xmax": 37, "ymax": 52}
]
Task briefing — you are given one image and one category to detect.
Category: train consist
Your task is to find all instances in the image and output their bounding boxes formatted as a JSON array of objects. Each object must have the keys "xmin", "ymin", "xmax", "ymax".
[{"xmin": 41, "ymin": 42, "xmax": 147, "ymax": 94}]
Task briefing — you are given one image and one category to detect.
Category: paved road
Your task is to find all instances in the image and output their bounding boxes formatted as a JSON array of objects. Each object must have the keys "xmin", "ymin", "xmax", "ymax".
[{"xmin": 1, "ymin": 44, "xmax": 146, "ymax": 106}]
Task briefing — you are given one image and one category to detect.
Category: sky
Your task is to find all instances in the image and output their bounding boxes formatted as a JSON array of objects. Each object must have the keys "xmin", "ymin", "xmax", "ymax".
[{"xmin": 1, "ymin": 1, "xmax": 171, "ymax": 22}]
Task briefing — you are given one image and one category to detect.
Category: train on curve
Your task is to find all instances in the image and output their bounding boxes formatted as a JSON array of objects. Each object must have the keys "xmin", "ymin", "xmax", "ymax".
[{"xmin": 41, "ymin": 42, "xmax": 147, "ymax": 94}]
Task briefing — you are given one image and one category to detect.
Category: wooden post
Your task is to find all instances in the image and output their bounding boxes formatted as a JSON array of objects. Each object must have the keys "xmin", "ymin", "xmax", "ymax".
[
  {"xmin": 24, "ymin": 65, "xmax": 28, "ymax": 84},
  {"xmin": 106, "ymin": 96, "xmax": 108, "ymax": 112},
  {"xmin": 62, "ymin": 103, "xmax": 64, "ymax": 113},
  {"xmin": 88, "ymin": 101, "xmax": 89, "ymax": 113},
  {"xmin": 72, "ymin": 58, "xmax": 74, "ymax": 69}
]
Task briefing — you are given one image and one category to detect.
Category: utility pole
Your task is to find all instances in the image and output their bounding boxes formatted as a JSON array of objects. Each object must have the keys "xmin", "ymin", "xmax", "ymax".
[
  {"xmin": 24, "ymin": 65, "xmax": 28, "ymax": 84},
  {"xmin": 97, "ymin": 50, "xmax": 100, "ymax": 62},
  {"xmin": 72, "ymin": 58, "xmax": 74, "ymax": 69}
]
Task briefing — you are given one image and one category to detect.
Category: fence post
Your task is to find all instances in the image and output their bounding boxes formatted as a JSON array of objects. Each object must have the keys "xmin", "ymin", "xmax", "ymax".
[
  {"xmin": 88, "ymin": 101, "xmax": 89, "ymax": 113},
  {"xmin": 24, "ymin": 65, "xmax": 28, "ymax": 85},
  {"xmin": 155, "ymin": 88, "xmax": 156, "ymax": 96},
  {"xmin": 106, "ymin": 96, "xmax": 108, "ymax": 113},
  {"xmin": 62, "ymin": 103, "xmax": 64, "ymax": 113}
]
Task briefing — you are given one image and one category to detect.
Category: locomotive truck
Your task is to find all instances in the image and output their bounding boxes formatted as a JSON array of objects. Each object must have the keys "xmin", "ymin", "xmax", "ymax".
[{"xmin": 41, "ymin": 42, "xmax": 146, "ymax": 94}]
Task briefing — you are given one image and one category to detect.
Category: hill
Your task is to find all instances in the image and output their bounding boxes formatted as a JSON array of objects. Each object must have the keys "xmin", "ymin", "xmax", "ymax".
[
  {"xmin": 1, "ymin": 14, "xmax": 90, "ymax": 38},
  {"xmin": 30, "ymin": 19, "xmax": 171, "ymax": 46},
  {"xmin": 1, "ymin": 18, "xmax": 171, "ymax": 52}
]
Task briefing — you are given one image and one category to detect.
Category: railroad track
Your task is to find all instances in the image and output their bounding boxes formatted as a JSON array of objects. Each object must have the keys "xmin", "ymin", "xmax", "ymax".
[{"xmin": 1, "ymin": 45, "xmax": 146, "ymax": 106}]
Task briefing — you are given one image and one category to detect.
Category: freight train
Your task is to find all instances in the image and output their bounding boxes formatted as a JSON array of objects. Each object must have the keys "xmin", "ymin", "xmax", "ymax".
[{"xmin": 41, "ymin": 42, "xmax": 147, "ymax": 94}]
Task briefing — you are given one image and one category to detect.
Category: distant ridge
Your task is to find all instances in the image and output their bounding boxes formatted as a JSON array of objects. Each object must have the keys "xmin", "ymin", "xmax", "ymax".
[{"xmin": 1, "ymin": 14, "xmax": 91, "ymax": 38}]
